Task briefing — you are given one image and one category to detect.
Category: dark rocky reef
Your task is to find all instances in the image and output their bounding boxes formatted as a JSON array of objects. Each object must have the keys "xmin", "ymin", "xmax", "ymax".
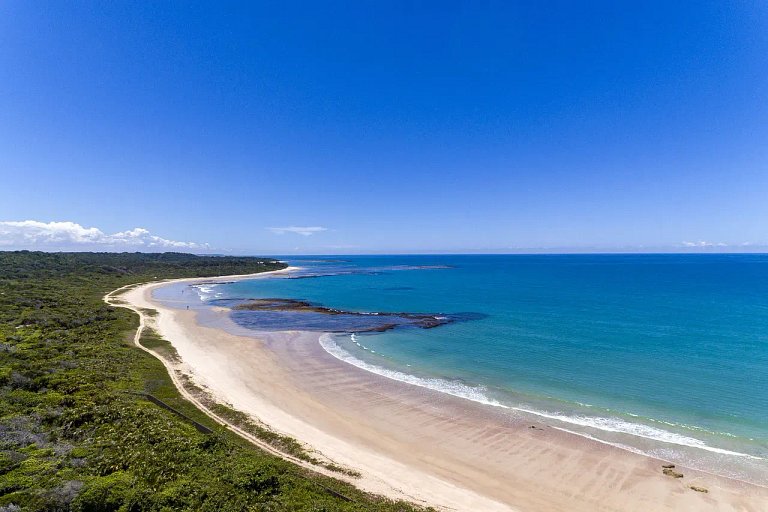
[{"xmin": 232, "ymin": 298, "xmax": 452, "ymax": 332}]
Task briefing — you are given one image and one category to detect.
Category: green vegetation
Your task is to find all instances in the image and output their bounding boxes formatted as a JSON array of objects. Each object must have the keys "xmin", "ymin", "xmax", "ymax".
[
  {"xmin": 138, "ymin": 329, "xmax": 180, "ymax": 363},
  {"xmin": 0, "ymin": 251, "xmax": 424, "ymax": 511}
]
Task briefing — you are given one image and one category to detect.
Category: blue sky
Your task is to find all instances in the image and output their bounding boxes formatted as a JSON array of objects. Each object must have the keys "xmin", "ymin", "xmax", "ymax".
[{"xmin": 1, "ymin": 1, "xmax": 767, "ymax": 254}]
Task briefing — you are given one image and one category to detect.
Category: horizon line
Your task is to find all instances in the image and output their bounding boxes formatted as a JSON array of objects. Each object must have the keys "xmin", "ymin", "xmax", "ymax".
[{"xmin": 4, "ymin": 249, "xmax": 768, "ymax": 257}]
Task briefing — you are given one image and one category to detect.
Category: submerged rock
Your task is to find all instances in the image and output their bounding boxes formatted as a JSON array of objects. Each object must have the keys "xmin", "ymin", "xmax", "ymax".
[{"xmin": 230, "ymin": 298, "xmax": 466, "ymax": 333}]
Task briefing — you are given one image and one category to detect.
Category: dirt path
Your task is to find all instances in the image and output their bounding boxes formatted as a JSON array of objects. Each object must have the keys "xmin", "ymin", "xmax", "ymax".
[{"xmin": 103, "ymin": 281, "xmax": 368, "ymax": 487}]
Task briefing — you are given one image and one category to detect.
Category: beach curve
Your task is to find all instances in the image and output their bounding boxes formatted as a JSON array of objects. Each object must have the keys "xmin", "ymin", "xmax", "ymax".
[
  {"xmin": 107, "ymin": 271, "xmax": 768, "ymax": 512},
  {"xmin": 105, "ymin": 270, "xmax": 512, "ymax": 512}
]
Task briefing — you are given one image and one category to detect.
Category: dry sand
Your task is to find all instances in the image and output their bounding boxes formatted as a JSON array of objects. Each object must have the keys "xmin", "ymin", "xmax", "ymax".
[{"xmin": 117, "ymin": 274, "xmax": 768, "ymax": 512}]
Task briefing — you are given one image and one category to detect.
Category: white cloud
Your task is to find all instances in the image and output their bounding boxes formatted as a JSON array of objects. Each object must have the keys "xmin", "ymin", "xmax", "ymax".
[
  {"xmin": 0, "ymin": 220, "xmax": 208, "ymax": 251},
  {"xmin": 323, "ymin": 244, "xmax": 359, "ymax": 250},
  {"xmin": 267, "ymin": 226, "xmax": 327, "ymax": 236},
  {"xmin": 682, "ymin": 240, "xmax": 727, "ymax": 248}
]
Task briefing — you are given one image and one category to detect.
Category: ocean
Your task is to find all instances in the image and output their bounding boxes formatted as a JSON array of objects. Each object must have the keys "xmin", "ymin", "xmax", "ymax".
[{"xmin": 170, "ymin": 254, "xmax": 768, "ymax": 484}]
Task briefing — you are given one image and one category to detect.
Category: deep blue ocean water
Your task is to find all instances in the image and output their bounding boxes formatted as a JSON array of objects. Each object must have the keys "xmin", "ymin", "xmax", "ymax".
[{"xmin": 170, "ymin": 254, "xmax": 768, "ymax": 483}]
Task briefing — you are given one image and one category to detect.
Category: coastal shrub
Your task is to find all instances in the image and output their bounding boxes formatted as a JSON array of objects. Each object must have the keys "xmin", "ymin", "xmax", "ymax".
[
  {"xmin": 0, "ymin": 251, "xmax": 426, "ymax": 512},
  {"xmin": 71, "ymin": 471, "xmax": 135, "ymax": 512}
]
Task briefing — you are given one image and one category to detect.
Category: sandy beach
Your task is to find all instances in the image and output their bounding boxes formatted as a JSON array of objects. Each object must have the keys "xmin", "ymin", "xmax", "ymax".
[{"xmin": 115, "ymin": 273, "xmax": 768, "ymax": 512}]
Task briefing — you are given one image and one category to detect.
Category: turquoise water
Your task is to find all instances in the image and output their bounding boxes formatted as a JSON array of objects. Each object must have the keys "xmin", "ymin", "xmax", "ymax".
[{"xmin": 192, "ymin": 255, "xmax": 768, "ymax": 483}]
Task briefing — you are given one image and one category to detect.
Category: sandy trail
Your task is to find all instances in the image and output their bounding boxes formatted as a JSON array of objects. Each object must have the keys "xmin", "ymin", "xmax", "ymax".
[{"xmin": 103, "ymin": 273, "xmax": 352, "ymax": 475}]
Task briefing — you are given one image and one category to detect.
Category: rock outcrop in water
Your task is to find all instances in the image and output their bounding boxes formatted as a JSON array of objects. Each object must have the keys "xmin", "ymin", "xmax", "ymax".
[{"xmin": 231, "ymin": 298, "xmax": 453, "ymax": 332}]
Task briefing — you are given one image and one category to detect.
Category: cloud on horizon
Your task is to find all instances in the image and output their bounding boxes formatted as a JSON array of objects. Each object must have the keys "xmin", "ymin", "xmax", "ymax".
[
  {"xmin": 0, "ymin": 220, "xmax": 209, "ymax": 251},
  {"xmin": 267, "ymin": 226, "xmax": 328, "ymax": 236},
  {"xmin": 682, "ymin": 240, "xmax": 728, "ymax": 248},
  {"xmin": 680, "ymin": 240, "xmax": 765, "ymax": 250}
]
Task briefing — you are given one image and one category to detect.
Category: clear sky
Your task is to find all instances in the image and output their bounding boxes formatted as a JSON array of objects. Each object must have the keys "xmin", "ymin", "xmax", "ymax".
[{"xmin": 1, "ymin": 1, "xmax": 767, "ymax": 254}]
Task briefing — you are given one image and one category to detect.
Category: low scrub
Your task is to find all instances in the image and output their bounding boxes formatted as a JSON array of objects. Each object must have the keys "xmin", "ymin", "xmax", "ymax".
[{"xmin": 0, "ymin": 251, "xmax": 424, "ymax": 511}]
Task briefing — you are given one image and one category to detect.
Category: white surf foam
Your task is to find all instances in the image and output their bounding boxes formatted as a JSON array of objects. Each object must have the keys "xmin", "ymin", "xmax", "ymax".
[
  {"xmin": 319, "ymin": 334, "xmax": 760, "ymax": 460},
  {"xmin": 319, "ymin": 333, "xmax": 506, "ymax": 408},
  {"xmin": 191, "ymin": 284, "xmax": 220, "ymax": 302},
  {"xmin": 509, "ymin": 406, "xmax": 760, "ymax": 458}
]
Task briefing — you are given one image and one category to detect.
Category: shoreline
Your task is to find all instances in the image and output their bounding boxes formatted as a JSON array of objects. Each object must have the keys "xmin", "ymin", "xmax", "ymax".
[
  {"xmin": 114, "ymin": 272, "xmax": 768, "ymax": 511},
  {"xmin": 316, "ymin": 332, "xmax": 765, "ymax": 470}
]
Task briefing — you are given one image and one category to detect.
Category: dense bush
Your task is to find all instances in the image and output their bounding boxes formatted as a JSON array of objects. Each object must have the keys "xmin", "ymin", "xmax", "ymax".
[{"xmin": 0, "ymin": 252, "xmax": 423, "ymax": 512}]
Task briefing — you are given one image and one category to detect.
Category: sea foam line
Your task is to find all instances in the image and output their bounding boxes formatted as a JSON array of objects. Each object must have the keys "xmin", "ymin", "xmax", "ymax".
[
  {"xmin": 191, "ymin": 284, "xmax": 221, "ymax": 302},
  {"xmin": 508, "ymin": 406, "xmax": 760, "ymax": 458},
  {"xmin": 320, "ymin": 334, "xmax": 505, "ymax": 408},
  {"xmin": 319, "ymin": 334, "xmax": 760, "ymax": 460}
]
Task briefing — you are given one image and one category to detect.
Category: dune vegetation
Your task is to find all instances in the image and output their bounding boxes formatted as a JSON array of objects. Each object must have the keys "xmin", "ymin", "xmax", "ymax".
[{"xmin": 0, "ymin": 251, "xmax": 424, "ymax": 512}]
